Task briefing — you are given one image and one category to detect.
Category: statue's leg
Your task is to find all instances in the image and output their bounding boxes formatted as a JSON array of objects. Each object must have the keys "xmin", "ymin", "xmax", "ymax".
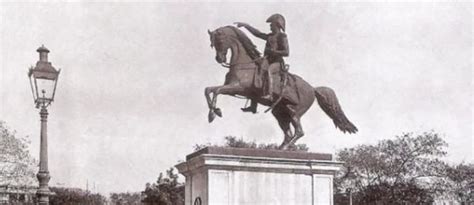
[
  {"xmin": 288, "ymin": 114, "xmax": 305, "ymax": 145},
  {"xmin": 205, "ymin": 86, "xmax": 222, "ymax": 123},
  {"xmin": 207, "ymin": 84, "xmax": 245, "ymax": 122},
  {"xmin": 273, "ymin": 107, "xmax": 293, "ymax": 150},
  {"xmin": 262, "ymin": 63, "xmax": 279, "ymax": 101},
  {"xmin": 211, "ymin": 84, "xmax": 245, "ymax": 108},
  {"xmin": 205, "ymin": 86, "xmax": 221, "ymax": 109}
]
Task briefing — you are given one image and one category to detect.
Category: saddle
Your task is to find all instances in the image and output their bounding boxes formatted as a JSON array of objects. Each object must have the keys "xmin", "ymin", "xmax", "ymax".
[{"xmin": 253, "ymin": 59, "xmax": 299, "ymax": 106}]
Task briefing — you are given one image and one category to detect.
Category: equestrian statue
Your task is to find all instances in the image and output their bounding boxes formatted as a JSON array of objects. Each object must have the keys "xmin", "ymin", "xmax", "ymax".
[{"xmin": 205, "ymin": 14, "xmax": 358, "ymax": 150}]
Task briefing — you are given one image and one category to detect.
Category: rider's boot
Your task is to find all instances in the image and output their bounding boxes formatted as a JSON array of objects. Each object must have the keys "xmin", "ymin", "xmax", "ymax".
[{"xmin": 241, "ymin": 100, "xmax": 258, "ymax": 114}]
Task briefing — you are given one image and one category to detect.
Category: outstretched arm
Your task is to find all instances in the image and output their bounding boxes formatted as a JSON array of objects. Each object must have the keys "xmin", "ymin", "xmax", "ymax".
[{"xmin": 234, "ymin": 22, "xmax": 267, "ymax": 40}]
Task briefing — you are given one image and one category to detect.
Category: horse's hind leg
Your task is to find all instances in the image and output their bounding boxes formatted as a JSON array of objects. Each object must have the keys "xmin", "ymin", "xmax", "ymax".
[
  {"xmin": 273, "ymin": 107, "xmax": 293, "ymax": 150},
  {"xmin": 287, "ymin": 110, "xmax": 306, "ymax": 146}
]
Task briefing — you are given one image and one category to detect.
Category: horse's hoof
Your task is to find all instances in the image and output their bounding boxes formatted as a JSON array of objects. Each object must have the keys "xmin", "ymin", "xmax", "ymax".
[
  {"xmin": 208, "ymin": 111, "xmax": 216, "ymax": 123},
  {"xmin": 214, "ymin": 108, "xmax": 222, "ymax": 117},
  {"xmin": 288, "ymin": 133, "xmax": 303, "ymax": 145},
  {"xmin": 279, "ymin": 142, "xmax": 290, "ymax": 150}
]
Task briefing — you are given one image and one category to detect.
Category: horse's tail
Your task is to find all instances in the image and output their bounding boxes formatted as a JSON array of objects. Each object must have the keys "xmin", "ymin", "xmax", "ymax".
[{"xmin": 314, "ymin": 86, "xmax": 358, "ymax": 134}]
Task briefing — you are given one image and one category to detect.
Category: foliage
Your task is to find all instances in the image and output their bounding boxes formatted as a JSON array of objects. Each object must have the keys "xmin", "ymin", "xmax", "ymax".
[
  {"xmin": 142, "ymin": 168, "xmax": 184, "ymax": 205},
  {"xmin": 110, "ymin": 192, "xmax": 143, "ymax": 205},
  {"xmin": 335, "ymin": 131, "xmax": 448, "ymax": 204},
  {"xmin": 50, "ymin": 187, "xmax": 107, "ymax": 205},
  {"xmin": 444, "ymin": 163, "xmax": 474, "ymax": 203},
  {"xmin": 194, "ymin": 136, "xmax": 309, "ymax": 152},
  {"xmin": 0, "ymin": 121, "xmax": 37, "ymax": 185},
  {"xmin": 0, "ymin": 185, "xmax": 37, "ymax": 204}
]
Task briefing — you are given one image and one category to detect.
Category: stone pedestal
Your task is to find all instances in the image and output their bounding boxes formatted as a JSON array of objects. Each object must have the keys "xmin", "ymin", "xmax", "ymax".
[{"xmin": 176, "ymin": 147, "xmax": 342, "ymax": 205}]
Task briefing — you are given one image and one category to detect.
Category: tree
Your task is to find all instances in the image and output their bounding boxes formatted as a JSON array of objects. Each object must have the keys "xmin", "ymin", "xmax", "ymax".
[
  {"xmin": 194, "ymin": 136, "xmax": 309, "ymax": 152},
  {"xmin": 49, "ymin": 187, "xmax": 107, "ymax": 205},
  {"xmin": 142, "ymin": 168, "xmax": 184, "ymax": 205},
  {"xmin": 335, "ymin": 131, "xmax": 448, "ymax": 204},
  {"xmin": 0, "ymin": 121, "xmax": 37, "ymax": 185},
  {"xmin": 444, "ymin": 163, "xmax": 474, "ymax": 204},
  {"xmin": 110, "ymin": 192, "xmax": 143, "ymax": 205}
]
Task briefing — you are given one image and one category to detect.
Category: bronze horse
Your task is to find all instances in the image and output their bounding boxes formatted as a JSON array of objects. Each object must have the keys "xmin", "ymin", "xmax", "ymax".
[{"xmin": 205, "ymin": 26, "xmax": 357, "ymax": 149}]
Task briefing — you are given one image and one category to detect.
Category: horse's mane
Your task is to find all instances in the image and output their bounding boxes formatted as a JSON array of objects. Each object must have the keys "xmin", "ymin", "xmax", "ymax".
[{"xmin": 225, "ymin": 26, "xmax": 261, "ymax": 60}]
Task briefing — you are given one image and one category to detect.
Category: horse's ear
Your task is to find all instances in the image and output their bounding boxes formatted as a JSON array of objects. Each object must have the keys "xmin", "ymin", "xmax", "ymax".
[{"xmin": 208, "ymin": 29, "xmax": 212, "ymax": 35}]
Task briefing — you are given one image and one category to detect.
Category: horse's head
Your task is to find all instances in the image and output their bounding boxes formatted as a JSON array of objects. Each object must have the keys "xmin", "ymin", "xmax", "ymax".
[{"xmin": 208, "ymin": 26, "xmax": 235, "ymax": 64}]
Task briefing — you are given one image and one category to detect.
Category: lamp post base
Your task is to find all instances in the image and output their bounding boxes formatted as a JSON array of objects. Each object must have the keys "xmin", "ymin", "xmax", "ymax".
[{"xmin": 37, "ymin": 171, "xmax": 51, "ymax": 205}]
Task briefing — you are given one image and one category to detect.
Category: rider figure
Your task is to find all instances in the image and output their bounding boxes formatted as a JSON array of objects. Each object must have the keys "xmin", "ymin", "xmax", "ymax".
[{"xmin": 235, "ymin": 13, "xmax": 289, "ymax": 113}]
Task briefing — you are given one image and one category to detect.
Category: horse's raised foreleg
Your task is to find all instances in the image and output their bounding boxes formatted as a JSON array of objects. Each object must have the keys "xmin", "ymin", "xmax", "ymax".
[
  {"xmin": 206, "ymin": 84, "xmax": 245, "ymax": 123},
  {"xmin": 211, "ymin": 84, "xmax": 245, "ymax": 106},
  {"xmin": 205, "ymin": 86, "xmax": 220, "ymax": 109},
  {"xmin": 205, "ymin": 86, "xmax": 222, "ymax": 123}
]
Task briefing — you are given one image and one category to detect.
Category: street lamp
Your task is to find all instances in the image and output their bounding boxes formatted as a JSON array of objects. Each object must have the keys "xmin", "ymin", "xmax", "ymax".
[
  {"xmin": 28, "ymin": 45, "xmax": 60, "ymax": 205},
  {"xmin": 346, "ymin": 188, "xmax": 353, "ymax": 205}
]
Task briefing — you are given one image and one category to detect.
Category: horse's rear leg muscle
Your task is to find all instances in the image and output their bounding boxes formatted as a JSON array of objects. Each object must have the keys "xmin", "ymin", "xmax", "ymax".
[
  {"xmin": 288, "ymin": 114, "xmax": 304, "ymax": 145},
  {"xmin": 273, "ymin": 109, "xmax": 293, "ymax": 150}
]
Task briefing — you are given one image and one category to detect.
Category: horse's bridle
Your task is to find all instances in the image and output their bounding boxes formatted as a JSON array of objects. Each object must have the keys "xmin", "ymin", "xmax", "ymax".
[
  {"xmin": 211, "ymin": 26, "xmax": 265, "ymax": 69},
  {"xmin": 217, "ymin": 28, "xmax": 263, "ymax": 69},
  {"xmin": 219, "ymin": 57, "xmax": 262, "ymax": 69}
]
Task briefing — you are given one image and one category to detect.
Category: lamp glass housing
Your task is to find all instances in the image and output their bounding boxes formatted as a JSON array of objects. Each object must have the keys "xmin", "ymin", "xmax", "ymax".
[{"xmin": 28, "ymin": 66, "xmax": 60, "ymax": 108}]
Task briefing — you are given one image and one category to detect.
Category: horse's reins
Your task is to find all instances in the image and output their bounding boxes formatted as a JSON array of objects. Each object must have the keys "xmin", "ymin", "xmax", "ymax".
[
  {"xmin": 217, "ymin": 28, "xmax": 289, "ymax": 113},
  {"xmin": 219, "ymin": 30, "xmax": 263, "ymax": 69},
  {"xmin": 220, "ymin": 58, "xmax": 261, "ymax": 69}
]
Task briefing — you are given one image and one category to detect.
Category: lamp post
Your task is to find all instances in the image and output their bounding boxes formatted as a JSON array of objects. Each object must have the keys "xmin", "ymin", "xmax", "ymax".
[
  {"xmin": 346, "ymin": 188, "xmax": 353, "ymax": 205},
  {"xmin": 28, "ymin": 45, "xmax": 60, "ymax": 205}
]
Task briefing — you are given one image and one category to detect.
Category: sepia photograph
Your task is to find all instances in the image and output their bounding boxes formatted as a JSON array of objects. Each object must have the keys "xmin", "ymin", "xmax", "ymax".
[{"xmin": 0, "ymin": 2, "xmax": 472, "ymax": 205}]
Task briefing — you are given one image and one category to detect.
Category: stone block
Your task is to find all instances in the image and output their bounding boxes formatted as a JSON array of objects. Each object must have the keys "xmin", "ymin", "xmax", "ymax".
[{"xmin": 176, "ymin": 147, "xmax": 342, "ymax": 205}]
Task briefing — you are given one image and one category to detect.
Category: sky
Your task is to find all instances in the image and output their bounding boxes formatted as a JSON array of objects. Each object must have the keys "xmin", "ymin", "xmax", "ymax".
[{"xmin": 0, "ymin": 2, "xmax": 472, "ymax": 195}]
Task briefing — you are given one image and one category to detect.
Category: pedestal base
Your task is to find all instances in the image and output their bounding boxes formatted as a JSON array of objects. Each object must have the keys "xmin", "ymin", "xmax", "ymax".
[{"xmin": 176, "ymin": 147, "xmax": 342, "ymax": 205}]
